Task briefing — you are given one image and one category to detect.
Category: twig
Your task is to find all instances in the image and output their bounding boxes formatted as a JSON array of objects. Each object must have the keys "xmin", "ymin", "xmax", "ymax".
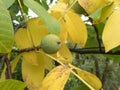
[
  {"xmin": 2, "ymin": 55, "xmax": 12, "ymax": 79},
  {"xmin": 17, "ymin": 0, "xmax": 27, "ymax": 22},
  {"xmin": 89, "ymin": 18, "xmax": 102, "ymax": 51},
  {"xmin": 0, "ymin": 55, "xmax": 5, "ymax": 71},
  {"xmin": 10, "ymin": 46, "xmax": 120, "ymax": 55},
  {"xmin": 12, "ymin": 46, "xmax": 40, "ymax": 54},
  {"xmin": 70, "ymin": 48, "xmax": 120, "ymax": 55}
]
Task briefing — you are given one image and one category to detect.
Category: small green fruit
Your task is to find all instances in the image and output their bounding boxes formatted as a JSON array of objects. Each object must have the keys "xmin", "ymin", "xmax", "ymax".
[{"xmin": 40, "ymin": 34, "xmax": 61, "ymax": 54}]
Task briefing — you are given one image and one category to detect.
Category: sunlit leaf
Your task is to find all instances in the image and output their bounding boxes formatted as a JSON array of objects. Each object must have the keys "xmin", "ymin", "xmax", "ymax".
[
  {"xmin": 49, "ymin": 2, "xmax": 87, "ymax": 46},
  {"xmin": 22, "ymin": 52, "xmax": 45, "ymax": 90},
  {"xmin": 59, "ymin": 0, "xmax": 70, "ymax": 3},
  {"xmin": 89, "ymin": 7, "xmax": 103, "ymax": 20},
  {"xmin": 0, "ymin": 79, "xmax": 26, "ymax": 90},
  {"xmin": 57, "ymin": 43, "xmax": 72, "ymax": 64},
  {"xmin": 14, "ymin": 28, "xmax": 32, "ymax": 49},
  {"xmin": 2, "ymin": 0, "xmax": 15, "ymax": 8},
  {"xmin": 11, "ymin": 54, "xmax": 21, "ymax": 72},
  {"xmin": 0, "ymin": 1, "xmax": 14, "ymax": 53},
  {"xmin": 64, "ymin": 11, "xmax": 87, "ymax": 47},
  {"xmin": 78, "ymin": 0, "xmax": 113, "ymax": 14},
  {"xmin": 40, "ymin": 65, "xmax": 71, "ymax": 90},
  {"xmin": 42, "ymin": 41, "xmax": 72, "ymax": 64},
  {"xmin": 0, "ymin": 66, "xmax": 6, "ymax": 80},
  {"xmin": 69, "ymin": 64, "xmax": 102, "ymax": 90},
  {"xmin": 27, "ymin": 18, "xmax": 49, "ymax": 47},
  {"xmin": 50, "ymin": 12, "xmax": 68, "ymax": 42},
  {"xmin": 102, "ymin": 9, "xmax": 120, "ymax": 52},
  {"xmin": 93, "ymin": 2, "xmax": 114, "ymax": 24},
  {"xmin": 23, "ymin": 0, "xmax": 60, "ymax": 34},
  {"xmin": 15, "ymin": 28, "xmax": 40, "ymax": 65},
  {"xmin": 22, "ymin": 51, "xmax": 39, "ymax": 65},
  {"xmin": 49, "ymin": 2, "xmax": 67, "ymax": 13}
]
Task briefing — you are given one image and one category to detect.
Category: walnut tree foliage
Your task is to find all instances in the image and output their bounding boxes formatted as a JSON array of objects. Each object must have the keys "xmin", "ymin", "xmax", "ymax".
[{"xmin": 0, "ymin": 0, "xmax": 120, "ymax": 90}]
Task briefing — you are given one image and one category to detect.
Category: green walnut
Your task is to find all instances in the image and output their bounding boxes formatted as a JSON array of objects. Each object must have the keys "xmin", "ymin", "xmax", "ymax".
[{"xmin": 40, "ymin": 34, "xmax": 61, "ymax": 54}]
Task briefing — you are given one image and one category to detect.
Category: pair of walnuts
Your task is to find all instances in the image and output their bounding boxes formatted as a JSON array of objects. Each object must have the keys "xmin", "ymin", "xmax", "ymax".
[{"xmin": 40, "ymin": 34, "xmax": 61, "ymax": 54}]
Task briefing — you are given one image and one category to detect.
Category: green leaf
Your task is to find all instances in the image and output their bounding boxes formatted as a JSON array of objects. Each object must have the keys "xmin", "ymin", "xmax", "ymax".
[
  {"xmin": 0, "ymin": 1, "xmax": 14, "ymax": 53},
  {"xmin": 0, "ymin": 79, "xmax": 26, "ymax": 90},
  {"xmin": 89, "ymin": 7, "xmax": 102, "ymax": 20},
  {"xmin": 23, "ymin": 0, "xmax": 60, "ymax": 34},
  {"xmin": 2, "ymin": 0, "xmax": 15, "ymax": 9}
]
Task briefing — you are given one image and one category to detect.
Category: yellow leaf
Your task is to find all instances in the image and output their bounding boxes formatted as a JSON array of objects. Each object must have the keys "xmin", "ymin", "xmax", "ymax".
[
  {"xmin": 51, "ymin": 12, "xmax": 68, "ymax": 42},
  {"xmin": 22, "ymin": 52, "xmax": 45, "ymax": 90},
  {"xmin": 40, "ymin": 65, "xmax": 71, "ymax": 90},
  {"xmin": 59, "ymin": 0, "xmax": 70, "ymax": 3},
  {"xmin": 22, "ymin": 51, "xmax": 38, "ymax": 65},
  {"xmin": 102, "ymin": 9, "xmax": 120, "ymax": 52},
  {"xmin": 93, "ymin": 1, "xmax": 115, "ymax": 24},
  {"xmin": 45, "ymin": 42, "xmax": 72, "ymax": 64},
  {"xmin": 27, "ymin": 18, "xmax": 49, "ymax": 47},
  {"xmin": 57, "ymin": 42, "xmax": 72, "ymax": 64},
  {"xmin": 15, "ymin": 18, "xmax": 49, "ymax": 48},
  {"xmin": 11, "ymin": 54, "xmax": 21, "ymax": 72},
  {"xmin": 44, "ymin": 55, "xmax": 54, "ymax": 70},
  {"xmin": 14, "ymin": 28, "xmax": 33, "ymax": 49},
  {"xmin": 58, "ymin": 22, "xmax": 68, "ymax": 42},
  {"xmin": 49, "ymin": 2, "xmax": 67, "ymax": 13},
  {"xmin": 64, "ymin": 11, "xmax": 87, "ymax": 46},
  {"xmin": 69, "ymin": 64, "xmax": 102, "ymax": 90},
  {"xmin": 78, "ymin": 0, "xmax": 113, "ymax": 14},
  {"xmin": 0, "ymin": 65, "xmax": 6, "ymax": 80}
]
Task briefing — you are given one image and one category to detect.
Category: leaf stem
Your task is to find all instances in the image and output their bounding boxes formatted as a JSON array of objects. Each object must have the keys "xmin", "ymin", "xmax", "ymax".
[{"xmin": 17, "ymin": 0, "xmax": 27, "ymax": 22}]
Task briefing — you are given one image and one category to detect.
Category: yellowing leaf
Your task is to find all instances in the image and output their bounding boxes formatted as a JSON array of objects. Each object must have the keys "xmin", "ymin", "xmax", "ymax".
[
  {"xmin": 64, "ymin": 11, "xmax": 87, "ymax": 46},
  {"xmin": 27, "ymin": 18, "xmax": 49, "ymax": 47},
  {"xmin": 11, "ymin": 54, "xmax": 21, "ymax": 72},
  {"xmin": 69, "ymin": 64, "xmax": 102, "ymax": 90},
  {"xmin": 44, "ymin": 56, "xmax": 54, "ymax": 70},
  {"xmin": 102, "ymin": 9, "xmax": 120, "ymax": 52},
  {"xmin": 93, "ymin": 2, "xmax": 114, "ymax": 24},
  {"xmin": 58, "ymin": 22, "xmax": 68, "ymax": 42},
  {"xmin": 78, "ymin": 0, "xmax": 113, "ymax": 14},
  {"xmin": 15, "ymin": 28, "xmax": 32, "ymax": 49},
  {"xmin": 22, "ymin": 51, "xmax": 38, "ymax": 65},
  {"xmin": 57, "ymin": 42, "xmax": 72, "ymax": 64},
  {"xmin": 59, "ymin": 0, "xmax": 70, "ymax": 3},
  {"xmin": 51, "ymin": 12, "xmax": 68, "ymax": 42},
  {"xmin": 0, "ymin": 66, "xmax": 6, "ymax": 80},
  {"xmin": 49, "ymin": 2, "xmax": 67, "ymax": 13},
  {"xmin": 40, "ymin": 65, "xmax": 71, "ymax": 90},
  {"xmin": 46, "ymin": 42, "xmax": 72, "ymax": 64},
  {"xmin": 22, "ymin": 52, "xmax": 45, "ymax": 90}
]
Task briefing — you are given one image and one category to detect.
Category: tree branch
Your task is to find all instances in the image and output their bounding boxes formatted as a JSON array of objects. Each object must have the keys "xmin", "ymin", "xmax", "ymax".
[
  {"xmin": 2, "ymin": 55, "xmax": 12, "ymax": 79},
  {"xmin": 70, "ymin": 48, "xmax": 120, "ymax": 55},
  {"xmin": 12, "ymin": 46, "xmax": 40, "ymax": 54}
]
